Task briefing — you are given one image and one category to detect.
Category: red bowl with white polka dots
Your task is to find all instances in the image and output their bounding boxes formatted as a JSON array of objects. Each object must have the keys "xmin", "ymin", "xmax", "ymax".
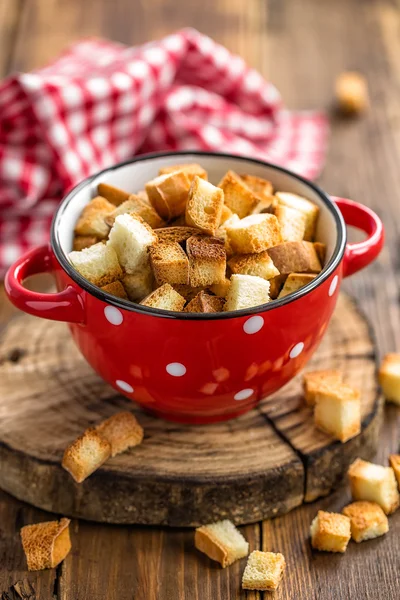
[{"xmin": 5, "ymin": 152, "xmax": 384, "ymax": 423}]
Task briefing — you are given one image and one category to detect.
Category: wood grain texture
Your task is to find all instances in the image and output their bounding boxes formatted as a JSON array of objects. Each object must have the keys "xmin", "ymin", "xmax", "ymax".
[
  {"xmin": 1, "ymin": 295, "xmax": 376, "ymax": 526},
  {"xmin": 1, "ymin": 0, "xmax": 400, "ymax": 598}
]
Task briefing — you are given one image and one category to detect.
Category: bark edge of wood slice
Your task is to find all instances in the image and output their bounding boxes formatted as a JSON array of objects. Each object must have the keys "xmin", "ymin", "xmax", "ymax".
[{"xmin": 0, "ymin": 294, "xmax": 381, "ymax": 526}]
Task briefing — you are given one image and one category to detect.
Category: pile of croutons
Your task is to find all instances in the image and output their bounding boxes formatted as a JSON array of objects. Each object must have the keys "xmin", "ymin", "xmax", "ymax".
[{"xmin": 68, "ymin": 163, "xmax": 325, "ymax": 312}]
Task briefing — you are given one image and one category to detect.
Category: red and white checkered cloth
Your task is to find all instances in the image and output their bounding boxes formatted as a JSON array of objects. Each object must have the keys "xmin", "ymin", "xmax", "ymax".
[{"xmin": 0, "ymin": 28, "xmax": 328, "ymax": 277}]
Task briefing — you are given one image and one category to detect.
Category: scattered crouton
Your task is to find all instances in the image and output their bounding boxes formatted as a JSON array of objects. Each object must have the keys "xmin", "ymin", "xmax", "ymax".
[
  {"xmin": 195, "ymin": 520, "xmax": 249, "ymax": 567},
  {"xmin": 101, "ymin": 280, "xmax": 128, "ymax": 299},
  {"xmin": 209, "ymin": 278, "xmax": 231, "ymax": 298},
  {"xmin": 303, "ymin": 369, "xmax": 343, "ymax": 406},
  {"xmin": 154, "ymin": 226, "xmax": 199, "ymax": 245},
  {"xmin": 342, "ymin": 501, "xmax": 389, "ymax": 543},
  {"xmin": 149, "ymin": 241, "xmax": 189, "ymax": 286},
  {"xmin": 276, "ymin": 192, "xmax": 319, "ymax": 240},
  {"xmin": 314, "ymin": 382, "xmax": 361, "ymax": 442},
  {"xmin": 69, "ymin": 243, "xmax": 123, "ymax": 287},
  {"xmin": 389, "ymin": 455, "xmax": 400, "ymax": 488},
  {"xmin": 229, "ymin": 251, "xmax": 279, "ymax": 280},
  {"xmin": 184, "ymin": 291, "xmax": 225, "ymax": 313},
  {"xmin": 123, "ymin": 270, "xmax": 154, "ymax": 302},
  {"xmin": 314, "ymin": 242, "xmax": 327, "ymax": 266},
  {"xmin": 269, "ymin": 274, "xmax": 287, "ymax": 299},
  {"xmin": 226, "ymin": 213, "xmax": 283, "ymax": 254},
  {"xmin": 218, "ymin": 171, "xmax": 260, "ymax": 218},
  {"xmin": 274, "ymin": 204, "xmax": 307, "ymax": 242},
  {"xmin": 348, "ymin": 458, "xmax": 400, "ymax": 515},
  {"xmin": 310, "ymin": 511, "xmax": 351, "ymax": 553},
  {"xmin": 185, "ymin": 176, "xmax": 224, "ymax": 235},
  {"xmin": 62, "ymin": 429, "xmax": 111, "ymax": 483},
  {"xmin": 21, "ymin": 518, "xmax": 71, "ymax": 571},
  {"xmin": 335, "ymin": 71, "xmax": 369, "ymax": 115},
  {"xmin": 278, "ymin": 273, "xmax": 317, "ymax": 299},
  {"xmin": 104, "ymin": 195, "xmax": 165, "ymax": 229},
  {"xmin": 73, "ymin": 235, "xmax": 98, "ymax": 251},
  {"xmin": 225, "ymin": 274, "xmax": 270, "ymax": 311},
  {"xmin": 267, "ymin": 241, "xmax": 322, "ymax": 275},
  {"xmin": 379, "ymin": 353, "xmax": 400, "ymax": 405},
  {"xmin": 187, "ymin": 235, "xmax": 226, "ymax": 287},
  {"xmin": 98, "ymin": 183, "xmax": 130, "ymax": 206},
  {"xmin": 239, "ymin": 174, "xmax": 273, "ymax": 199},
  {"xmin": 158, "ymin": 163, "xmax": 207, "ymax": 180},
  {"xmin": 146, "ymin": 171, "xmax": 191, "ymax": 219},
  {"xmin": 242, "ymin": 551, "xmax": 286, "ymax": 592},
  {"xmin": 140, "ymin": 283, "xmax": 186, "ymax": 311},
  {"xmin": 108, "ymin": 213, "xmax": 158, "ymax": 274},
  {"xmin": 96, "ymin": 412, "xmax": 143, "ymax": 457},
  {"xmin": 74, "ymin": 196, "xmax": 115, "ymax": 239}
]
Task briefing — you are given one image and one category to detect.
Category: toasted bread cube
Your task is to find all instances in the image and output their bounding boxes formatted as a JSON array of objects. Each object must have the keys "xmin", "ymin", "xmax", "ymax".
[
  {"xmin": 314, "ymin": 242, "xmax": 327, "ymax": 266},
  {"xmin": 275, "ymin": 204, "xmax": 307, "ymax": 242},
  {"xmin": 98, "ymin": 182, "xmax": 130, "ymax": 206},
  {"xmin": 389, "ymin": 455, "xmax": 400, "ymax": 488},
  {"xmin": 226, "ymin": 213, "xmax": 283, "ymax": 254},
  {"xmin": 149, "ymin": 241, "xmax": 189, "ymax": 286},
  {"xmin": 335, "ymin": 72, "xmax": 369, "ymax": 115},
  {"xmin": 219, "ymin": 204, "xmax": 234, "ymax": 225},
  {"xmin": 158, "ymin": 163, "xmax": 207, "ymax": 180},
  {"xmin": 69, "ymin": 243, "xmax": 123, "ymax": 287},
  {"xmin": 278, "ymin": 273, "xmax": 317, "ymax": 299},
  {"xmin": 195, "ymin": 520, "xmax": 249, "ymax": 567},
  {"xmin": 185, "ymin": 176, "xmax": 224, "ymax": 235},
  {"xmin": 314, "ymin": 382, "xmax": 361, "ymax": 442},
  {"xmin": 136, "ymin": 189, "xmax": 151, "ymax": 205},
  {"xmin": 225, "ymin": 274, "xmax": 270, "ymax": 311},
  {"xmin": 310, "ymin": 511, "xmax": 351, "ymax": 553},
  {"xmin": 303, "ymin": 369, "xmax": 343, "ymax": 406},
  {"xmin": 269, "ymin": 274, "xmax": 287, "ymax": 299},
  {"xmin": 101, "ymin": 280, "xmax": 128, "ymax": 299},
  {"xmin": 267, "ymin": 241, "xmax": 322, "ymax": 275},
  {"xmin": 62, "ymin": 429, "xmax": 111, "ymax": 483},
  {"xmin": 96, "ymin": 412, "xmax": 143, "ymax": 457},
  {"xmin": 140, "ymin": 283, "xmax": 186, "ymax": 311},
  {"xmin": 172, "ymin": 284, "xmax": 207, "ymax": 301},
  {"xmin": 239, "ymin": 174, "xmax": 273, "ymax": 199},
  {"xmin": 184, "ymin": 291, "xmax": 225, "ymax": 313},
  {"xmin": 123, "ymin": 270, "xmax": 154, "ymax": 302},
  {"xmin": 186, "ymin": 235, "xmax": 226, "ymax": 287},
  {"xmin": 154, "ymin": 226, "xmax": 199, "ymax": 244},
  {"xmin": 276, "ymin": 192, "xmax": 319, "ymax": 241},
  {"xmin": 105, "ymin": 195, "xmax": 165, "ymax": 229},
  {"xmin": 146, "ymin": 171, "xmax": 191, "ymax": 219},
  {"xmin": 73, "ymin": 235, "xmax": 98, "ymax": 251},
  {"xmin": 108, "ymin": 214, "xmax": 158, "ymax": 274},
  {"xmin": 348, "ymin": 458, "xmax": 400, "ymax": 514},
  {"xmin": 229, "ymin": 251, "xmax": 279, "ymax": 280},
  {"xmin": 342, "ymin": 501, "xmax": 389, "ymax": 542},
  {"xmin": 74, "ymin": 196, "xmax": 115, "ymax": 239},
  {"xmin": 379, "ymin": 353, "xmax": 400, "ymax": 405},
  {"xmin": 21, "ymin": 518, "xmax": 71, "ymax": 571},
  {"xmin": 216, "ymin": 213, "xmax": 240, "ymax": 257},
  {"xmin": 209, "ymin": 278, "xmax": 231, "ymax": 298},
  {"xmin": 218, "ymin": 171, "xmax": 260, "ymax": 218},
  {"xmin": 242, "ymin": 551, "xmax": 286, "ymax": 591}
]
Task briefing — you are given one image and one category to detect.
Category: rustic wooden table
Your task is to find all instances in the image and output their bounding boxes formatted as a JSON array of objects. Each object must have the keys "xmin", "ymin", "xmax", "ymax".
[{"xmin": 0, "ymin": 1, "xmax": 399, "ymax": 598}]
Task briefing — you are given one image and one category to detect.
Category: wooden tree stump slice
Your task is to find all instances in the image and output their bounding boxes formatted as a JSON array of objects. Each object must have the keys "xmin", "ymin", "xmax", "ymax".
[{"xmin": 0, "ymin": 294, "xmax": 381, "ymax": 526}]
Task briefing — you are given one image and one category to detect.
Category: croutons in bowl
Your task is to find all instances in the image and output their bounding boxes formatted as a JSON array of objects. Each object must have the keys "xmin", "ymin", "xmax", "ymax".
[{"xmin": 5, "ymin": 152, "xmax": 383, "ymax": 423}]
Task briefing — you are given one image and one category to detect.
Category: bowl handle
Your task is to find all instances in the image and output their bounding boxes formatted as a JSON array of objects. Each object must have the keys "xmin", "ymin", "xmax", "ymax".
[
  {"xmin": 4, "ymin": 243, "xmax": 85, "ymax": 323},
  {"xmin": 332, "ymin": 197, "xmax": 384, "ymax": 278}
]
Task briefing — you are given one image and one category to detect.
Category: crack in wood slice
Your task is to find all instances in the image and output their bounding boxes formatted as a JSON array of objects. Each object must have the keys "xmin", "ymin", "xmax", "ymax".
[{"xmin": 0, "ymin": 294, "xmax": 379, "ymax": 525}]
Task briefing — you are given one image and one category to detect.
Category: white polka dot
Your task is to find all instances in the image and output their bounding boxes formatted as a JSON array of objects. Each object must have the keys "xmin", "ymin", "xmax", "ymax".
[
  {"xmin": 243, "ymin": 316, "xmax": 264, "ymax": 334},
  {"xmin": 116, "ymin": 380, "xmax": 134, "ymax": 393},
  {"xmin": 104, "ymin": 305, "xmax": 123, "ymax": 325},
  {"xmin": 289, "ymin": 342, "xmax": 304, "ymax": 359},
  {"xmin": 166, "ymin": 362, "xmax": 186, "ymax": 377},
  {"xmin": 234, "ymin": 388, "xmax": 254, "ymax": 401},
  {"xmin": 329, "ymin": 275, "xmax": 339, "ymax": 297}
]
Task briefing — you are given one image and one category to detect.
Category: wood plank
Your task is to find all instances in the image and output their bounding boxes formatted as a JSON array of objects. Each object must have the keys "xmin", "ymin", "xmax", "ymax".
[{"xmin": 0, "ymin": 0, "xmax": 23, "ymax": 77}]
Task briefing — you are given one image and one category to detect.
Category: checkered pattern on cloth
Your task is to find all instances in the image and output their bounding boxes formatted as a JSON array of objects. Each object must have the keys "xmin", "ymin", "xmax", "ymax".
[{"xmin": 0, "ymin": 28, "xmax": 328, "ymax": 277}]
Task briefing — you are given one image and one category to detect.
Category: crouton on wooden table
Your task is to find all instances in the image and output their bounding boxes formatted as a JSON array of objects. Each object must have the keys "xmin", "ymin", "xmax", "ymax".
[
  {"xmin": 62, "ymin": 429, "xmax": 111, "ymax": 483},
  {"xmin": 310, "ymin": 511, "xmax": 351, "ymax": 553},
  {"xmin": 342, "ymin": 501, "xmax": 389, "ymax": 542},
  {"xmin": 348, "ymin": 458, "xmax": 400, "ymax": 514},
  {"xmin": 21, "ymin": 518, "xmax": 71, "ymax": 571},
  {"xmin": 195, "ymin": 520, "xmax": 249, "ymax": 567},
  {"xmin": 242, "ymin": 551, "xmax": 286, "ymax": 591}
]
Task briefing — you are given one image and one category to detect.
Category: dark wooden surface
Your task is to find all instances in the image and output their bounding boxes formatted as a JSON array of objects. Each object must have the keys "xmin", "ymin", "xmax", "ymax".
[
  {"xmin": 0, "ymin": 0, "xmax": 399, "ymax": 598},
  {"xmin": 0, "ymin": 295, "xmax": 379, "ymax": 527}
]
